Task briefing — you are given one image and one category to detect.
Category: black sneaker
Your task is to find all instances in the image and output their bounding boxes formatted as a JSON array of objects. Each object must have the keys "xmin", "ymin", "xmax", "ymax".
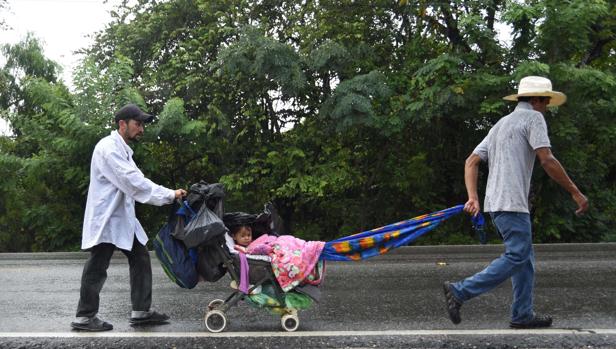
[
  {"xmin": 129, "ymin": 311, "xmax": 170, "ymax": 326},
  {"xmin": 510, "ymin": 314, "xmax": 553, "ymax": 329},
  {"xmin": 443, "ymin": 281, "xmax": 462, "ymax": 325},
  {"xmin": 71, "ymin": 317, "xmax": 113, "ymax": 332}
]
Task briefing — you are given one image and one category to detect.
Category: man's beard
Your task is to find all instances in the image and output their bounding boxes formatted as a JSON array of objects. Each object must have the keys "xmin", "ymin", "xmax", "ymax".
[
  {"xmin": 128, "ymin": 134, "xmax": 142, "ymax": 142},
  {"xmin": 123, "ymin": 129, "xmax": 142, "ymax": 143}
]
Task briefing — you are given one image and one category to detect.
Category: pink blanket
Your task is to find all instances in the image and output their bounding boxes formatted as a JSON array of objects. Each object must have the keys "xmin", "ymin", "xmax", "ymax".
[{"xmin": 247, "ymin": 234, "xmax": 325, "ymax": 292}]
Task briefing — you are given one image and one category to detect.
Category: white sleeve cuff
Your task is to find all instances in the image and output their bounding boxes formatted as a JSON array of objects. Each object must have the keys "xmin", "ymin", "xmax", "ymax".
[{"xmin": 168, "ymin": 189, "xmax": 176, "ymax": 203}]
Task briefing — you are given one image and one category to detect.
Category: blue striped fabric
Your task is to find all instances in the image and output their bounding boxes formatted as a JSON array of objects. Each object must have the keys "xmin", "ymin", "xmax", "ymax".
[{"xmin": 321, "ymin": 205, "xmax": 483, "ymax": 261}]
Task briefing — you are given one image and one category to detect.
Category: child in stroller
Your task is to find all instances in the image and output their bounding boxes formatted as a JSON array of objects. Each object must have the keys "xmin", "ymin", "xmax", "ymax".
[
  {"xmin": 226, "ymin": 224, "xmax": 263, "ymax": 293},
  {"xmin": 199, "ymin": 207, "xmax": 324, "ymax": 332},
  {"xmin": 229, "ymin": 224, "xmax": 253, "ymax": 252}
]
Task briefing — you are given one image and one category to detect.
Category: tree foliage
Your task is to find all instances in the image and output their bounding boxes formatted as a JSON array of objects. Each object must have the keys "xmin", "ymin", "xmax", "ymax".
[{"xmin": 1, "ymin": 0, "xmax": 615, "ymax": 251}]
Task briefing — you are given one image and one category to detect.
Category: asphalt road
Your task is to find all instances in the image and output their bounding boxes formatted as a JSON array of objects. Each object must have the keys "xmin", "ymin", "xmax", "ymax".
[{"xmin": 0, "ymin": 243, "xmax": 615, "ymax": 348}]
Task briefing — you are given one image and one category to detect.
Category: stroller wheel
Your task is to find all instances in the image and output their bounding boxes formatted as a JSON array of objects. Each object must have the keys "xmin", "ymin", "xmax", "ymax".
[
  {"xmin": 281, "ymin": 312, "xmax": 299, "ymax": 332},
  {"xmin": 208, "ymin": 299, "xmax": 225, "ymax": 310},
  {"xmin": 205, "ymin": 309, "xmax": 227, "ymax": 332}
]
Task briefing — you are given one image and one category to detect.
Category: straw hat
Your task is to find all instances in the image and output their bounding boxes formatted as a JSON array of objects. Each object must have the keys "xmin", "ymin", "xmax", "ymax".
[{"xmin": 503, "ymin": 76, "xmax": 567, "ymax": 106}]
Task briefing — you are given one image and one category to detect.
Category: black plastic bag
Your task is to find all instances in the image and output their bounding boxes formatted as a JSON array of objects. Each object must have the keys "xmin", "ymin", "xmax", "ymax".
[
  {"xmin": 186, "ymin": 181, "xmax": 225, "ymax": 217},
  {"xmin": 171, "ymin": 201, "xmax": 196, "ymax": 243},
  {"xmin": 196, "ymin": 244, "xmax": 226, "ymax": 282},
  {"xmin": 222, "ymin": 202, "xmax": 284, "ymax": 239},
  {"xmin": 181, "ymin": 204, "xmax": 228, "ymax": 248},
  {"xmin": 172, "ymin": 214, "xmax": 187, "ymax": 241}
]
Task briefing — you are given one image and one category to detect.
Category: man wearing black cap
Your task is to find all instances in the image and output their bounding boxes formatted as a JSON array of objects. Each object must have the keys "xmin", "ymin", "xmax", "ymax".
[{"xmin": 71, "ymin": 104, "xmax": 187, "ymax": 331}]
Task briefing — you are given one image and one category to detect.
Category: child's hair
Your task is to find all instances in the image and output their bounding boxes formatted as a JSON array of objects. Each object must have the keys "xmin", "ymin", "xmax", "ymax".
[{"xmin": 230, "ymin": 225, "xmax": 242, "ymax": 235}]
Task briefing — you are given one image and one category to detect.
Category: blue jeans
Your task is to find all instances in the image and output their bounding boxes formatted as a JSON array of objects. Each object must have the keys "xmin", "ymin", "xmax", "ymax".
[{"xmin": 450, "ymin": 212, "xmax": 535, "ymax": 323}]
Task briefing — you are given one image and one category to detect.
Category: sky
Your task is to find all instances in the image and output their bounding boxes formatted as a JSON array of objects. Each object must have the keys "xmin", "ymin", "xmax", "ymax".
[
  {"xmin": 1, "ymin": 0, "xmax": 123, "ymax": 134},
  {"xmin": 3, "ymin": 0, "xmax": 123, "ymax": 83}
]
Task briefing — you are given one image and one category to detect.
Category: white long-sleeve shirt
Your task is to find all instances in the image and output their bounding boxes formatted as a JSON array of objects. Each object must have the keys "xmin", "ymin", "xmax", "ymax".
[{"xmin": 81, "ymin": 130, "xmax": 175, "ymax": 250}]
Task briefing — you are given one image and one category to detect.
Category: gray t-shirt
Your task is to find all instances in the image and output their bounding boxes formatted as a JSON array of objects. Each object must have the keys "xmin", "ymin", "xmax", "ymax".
[{"xmin": 473, "ymin": 102, "xmax": 551, "ymax": 213}]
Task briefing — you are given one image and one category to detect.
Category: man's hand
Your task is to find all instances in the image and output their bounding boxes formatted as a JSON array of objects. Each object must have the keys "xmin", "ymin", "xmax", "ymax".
[
  {"xmin": 464, "ymin": 153, "xmax": 482, "ymax": 217},
  {"xmin": 572, "ymin": 192, "xmax": 589, "ymax": 216},
  {"xmin": 464, "ymin": 198, "xmax": 481, "ymax": 217},
  {"xmin": 174, "ymin": 189, "xmax": 187, "ymax": 199}
]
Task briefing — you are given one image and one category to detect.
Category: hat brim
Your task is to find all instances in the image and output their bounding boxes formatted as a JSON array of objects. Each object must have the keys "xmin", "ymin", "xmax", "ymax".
[{"xmin": 503, "ymin": 91, "xmax": 566, "ymax": 107}]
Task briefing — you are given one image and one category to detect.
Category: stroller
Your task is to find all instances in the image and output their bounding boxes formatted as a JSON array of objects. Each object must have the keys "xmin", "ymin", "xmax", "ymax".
[
  {"xmin": 175, "ymin": 182, "xmax": 323, "ymax": 332},
  {"xmin": 164, "ymin": 181, "xmax": 481, "ymax": 332}
]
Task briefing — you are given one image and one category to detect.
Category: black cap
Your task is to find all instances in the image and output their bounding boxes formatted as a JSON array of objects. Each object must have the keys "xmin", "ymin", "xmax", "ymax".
[{"xmin": 114, "ymin": 104, "xmax": 154, "ymax": 123}]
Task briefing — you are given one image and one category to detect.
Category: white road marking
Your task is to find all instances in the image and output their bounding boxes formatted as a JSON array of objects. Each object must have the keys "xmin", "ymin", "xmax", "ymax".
[{"xmin": 0, "ymin": 329, "xmax": 615, "ymax": 338}]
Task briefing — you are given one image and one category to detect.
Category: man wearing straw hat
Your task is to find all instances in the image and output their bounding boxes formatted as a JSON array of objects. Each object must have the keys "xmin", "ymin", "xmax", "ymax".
[{"xmin": 443, "ymin": 76, "xmax": 589, "ymax": 328}]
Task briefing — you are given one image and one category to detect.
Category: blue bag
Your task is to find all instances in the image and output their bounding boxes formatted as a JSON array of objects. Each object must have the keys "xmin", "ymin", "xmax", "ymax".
[{"xmin": 153, "ymin": 216, "xmax": 199, "ymax": 289}]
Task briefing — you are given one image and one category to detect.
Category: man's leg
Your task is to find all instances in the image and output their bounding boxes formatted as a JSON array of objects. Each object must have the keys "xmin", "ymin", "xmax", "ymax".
[
  {"xmin": 72, "ymin": 243, "xmax": 115, "ymax": 331},
  {"xmin": 75, "ymin": 243, "xmax": 116, "ymax": 318},
  {"xmin": 450, "ymin": 212, "xmax": 533, "ymax": 303},
  {"xmin": 121, "ymin": 237, "xmax": 152, "ymax": 313},
  {"xmin": 510, "ymin": 240, "xmax": 535, "ymax": 323},
  {"xmin": 503, "ymin": 214, "xmax": 551, "ymax": 328},
  {"xmin": 121, "ymin": 237, "xmax": 169, "ymax": 325}
]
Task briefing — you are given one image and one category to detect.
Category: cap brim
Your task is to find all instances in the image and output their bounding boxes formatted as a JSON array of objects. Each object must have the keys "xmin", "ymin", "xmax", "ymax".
[
  {"xmin": 135, "ymin": 113, "xmax": 154, "ymax": 123},
  {"xmin": 503, "ymin": 91, "xmax": 567, "ymax": 107}
]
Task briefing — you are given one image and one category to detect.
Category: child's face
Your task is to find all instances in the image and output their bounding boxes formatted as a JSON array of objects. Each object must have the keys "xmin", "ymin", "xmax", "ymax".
[{"xmin": 233, "ymin": 226, "xmax": 252, "ymax": 247}]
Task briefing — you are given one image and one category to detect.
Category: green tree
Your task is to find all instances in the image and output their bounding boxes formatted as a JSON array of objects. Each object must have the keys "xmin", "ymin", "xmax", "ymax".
[
  {"xmin": 1, "ymin": 0, "xmax": 615, "ymax": 251},
  {"xmin": 0, "ymin": 36, "xmax": 79, "ymax": 251}
]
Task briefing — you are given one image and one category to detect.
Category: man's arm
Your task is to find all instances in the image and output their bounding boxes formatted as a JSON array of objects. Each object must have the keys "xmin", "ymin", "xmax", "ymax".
[
  {"xmin": 102, "ymin": 149, "xmax": 185, "ymax": 205},
  {"xmin": 464, "ymin": 153, "xmax": 482, "ymax": 216},
  {"xmin": 535, "ymin": 147, "xmax": 589, "ymax": 215}
]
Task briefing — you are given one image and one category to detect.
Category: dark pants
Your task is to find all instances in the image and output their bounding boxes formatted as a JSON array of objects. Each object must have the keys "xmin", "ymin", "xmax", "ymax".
[{"xmin": 76, "ymin": 238, "xmax": 152, "ymax": 318}]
